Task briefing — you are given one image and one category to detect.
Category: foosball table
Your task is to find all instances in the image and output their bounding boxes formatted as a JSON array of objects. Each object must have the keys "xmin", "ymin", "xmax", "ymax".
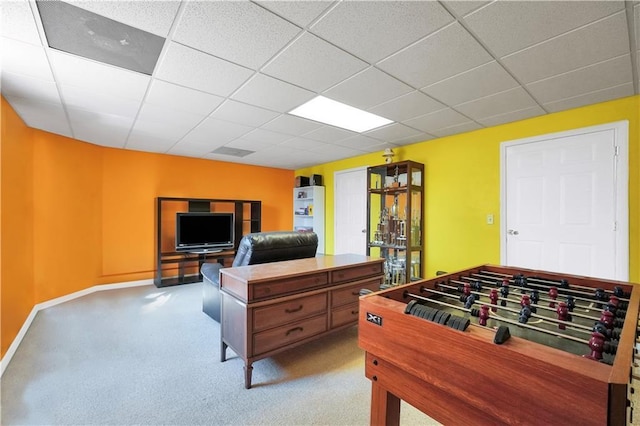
[{"xmin": 358, "ymin": 264, "xmax": 640, "ymax": 425}]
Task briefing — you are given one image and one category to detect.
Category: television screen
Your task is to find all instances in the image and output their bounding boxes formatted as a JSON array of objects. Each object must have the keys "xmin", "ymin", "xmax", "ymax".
[{"xmin": 175, "ymin": 212, "xmax": 234, "ymax": 252}]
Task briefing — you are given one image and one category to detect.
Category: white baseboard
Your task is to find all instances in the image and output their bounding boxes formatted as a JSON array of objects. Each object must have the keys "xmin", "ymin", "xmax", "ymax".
[{"xmin": 0, "ymin": 279, "xmax": 153, "ymax": 377}]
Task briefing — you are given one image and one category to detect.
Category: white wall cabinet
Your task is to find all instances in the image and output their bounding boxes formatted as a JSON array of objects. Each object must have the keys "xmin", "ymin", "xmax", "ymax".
[{"xmin": 293, "ymin": 186, "xmax": 325, "ymax": 254}]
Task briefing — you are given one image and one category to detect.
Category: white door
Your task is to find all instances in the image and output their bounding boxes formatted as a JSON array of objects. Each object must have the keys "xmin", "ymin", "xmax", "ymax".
[
  {"xmin": 501, "ymin": 121, "xmax": 628, "ymax": 281},
  {"xmin": 334, "ymin": 167, "xmax": 367, "ymax": 255}
]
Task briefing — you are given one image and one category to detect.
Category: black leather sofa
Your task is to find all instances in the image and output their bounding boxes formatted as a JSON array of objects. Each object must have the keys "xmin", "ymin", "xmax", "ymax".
[{"xmin": 201, "ymin": 231, "xmax": 319, "ymax": 322}]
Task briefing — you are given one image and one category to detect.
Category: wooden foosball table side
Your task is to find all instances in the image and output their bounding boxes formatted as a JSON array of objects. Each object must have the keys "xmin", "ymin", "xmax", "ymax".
[{"xmin": 358, "ymin": 264, "xmax": 639, "ymax": 426}]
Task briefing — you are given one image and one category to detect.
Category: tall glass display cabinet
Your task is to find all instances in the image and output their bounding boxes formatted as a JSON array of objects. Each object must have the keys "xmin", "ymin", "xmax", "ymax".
[{"xmin": 366, "ymin": 160, "xmax": 424, "ymax": 286}]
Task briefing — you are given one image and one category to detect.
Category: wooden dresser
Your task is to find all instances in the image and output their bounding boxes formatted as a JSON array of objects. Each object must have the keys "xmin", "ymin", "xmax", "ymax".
[{"xmin": 219, "ymin": 254, "xmax": 384, "ymax": 388}]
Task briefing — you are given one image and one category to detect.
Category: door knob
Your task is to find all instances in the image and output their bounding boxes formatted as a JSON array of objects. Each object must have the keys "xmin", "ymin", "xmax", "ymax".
[
  {"xmin": 362, "ymin": 229, "xmax": 367, "ymax": 233},
  {"xmin": 507, "ymin": 229, "xmax": 519, "ymax": 235}
]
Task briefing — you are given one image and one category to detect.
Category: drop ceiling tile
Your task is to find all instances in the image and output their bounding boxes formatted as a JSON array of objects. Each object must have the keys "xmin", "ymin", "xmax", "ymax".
[
  {"xmin": 355, "ymin": 142, "xmax": 397, "ymax": 154},
  {"xmin": 137, "ymin": 103, "xmax": 206, "ymax": 135},
  {"xmin": 1, "ymin": 0, "xmax": 41, "ymax": 45},
  {"xmin": 392, "ymin": 133, "xmax": 435, "ymax": 146},
  {"xmin": 526, "ymin": 55, "xmax": 633, "ymax": 104},
  {"xmin": 4, "ymin": 95, "xmax": 73, "ymax": 137},
  {"xmin": 635, "ymin": 4, "xmax": 640, "ymax": 47},
  {"xmin": 311, "ymin": 1, "xmax": 453, "ymax": 63},
  {"xmin": 155, "ymin": 42, "xmax": 253, "ymax": 97},
  {"xmin": 239, "ymin": 128, "xmax": 292, "ymax": 145},
  {"xmin": 174, "ymin": 1, "xmax": 300, "ymax": 70},
  {"xmin": 422, "ymin": 61, "xmax": 519, "ymax": 106},
  {"xmin": 145, "ymin": 80, "xmax": 225, "ymax": 116},
  {"xmin": 455, "ymin": 87, "xmax": 539, "ymax": 120},
  {"xmin": 67, "ymin": 0, "xmax": 180, "ymax": 37},
  {"xmin": 2, "ymin": 37, "xmax": 54, "ymax": 81},
  {"xmin": 323, "ymin": 67, "xmax": 413, "ymax": 110},
  {"xmin": 255, "ymin": 1, "xmax": 332, "ymax": 27},
  {"xmin": 302, "ymin": 125, "xmax": 356, "ymax": 143},
  {"xmin": 368, "ymin": 91, "xmax": 446, "ymax": 122},
  {"xmin": 1, "ymin": 72, "xmax": 60, "ymax": 104},
  {"xmin": 476, "ymin": 106, "xmax": 546, "ymax": 127},
  {"xmin": 463, "ymin": 0, "xmax": 624, "ymax": 57},
  {"xmin": 210, "ymin": 100, "xmax": 279, "ymax": 128},
  {"xmin": 306, "ymin": 144, "xmax": 363, "ymax": 161},
  {"xmin": 180, "ymin": 117, "xmax": 254, "ymax": 146},
  {"xmin": 59, "ymin": 84, "xmax": 142, "ymax": 117},
  {"xmin": 403, "ymin": 108, "xmax": 473, "ymax": 133},
  {"xmin": 543, "ymin": 82, "xmax": 634, "ymax": 113},
  {"xmin": 126, "ymin": 136, "xmax": 177, "ymax": 153},
  {"xmin": 262, "ymin": 32, "xmax": 368, "ymax": 92},
  {"xmin": 279, "ymin": 137, "xmax": 325, "ymax": 150},
  {"xmin": 225, "ymin": 138, "xmax": 271, "ymax": 151},
  {"xmin": 49, "ymin": 50, "xmax": 149, "ymax": 100},
  {"xmin": 129, "ymin": 117, "xmax": 190, "ymax": 143},
  {"xmin": 334, "ymin": 134, "xmax": 387, "ymax": 151},
  {"xmin": 261, "ymin": 114, "xmax": 323, "ymax": 136},
  {"xmin": 167, "ymin": 139, "xmax": 225, "ymax": 157},
  {"xmin": 441, "ymin": 1, "xmax": 491, "ymax": 17},
  {"xmin": 377, "ymin": 23, "xmax": 493, "ymax": 88},
  {"xmin": 364, "ymin": 123, "xmax": 423, "ymax": 143},
  {"xmin": 231, "ymin": 73, "xmax": 315, "ymax": 113},
  {"xmin": 66, "ymin": 107, "xmax": 133, "ymax": 148},
  {"xmin": 430, "ymin": 121, "xmax": 483, "ymax": 138},
  {"xmin": 502, "ymin": 11, "xmax": 630, "ymax": 84}
]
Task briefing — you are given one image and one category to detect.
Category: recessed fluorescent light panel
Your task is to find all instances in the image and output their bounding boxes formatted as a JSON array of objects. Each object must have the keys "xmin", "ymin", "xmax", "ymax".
[{"xmin": 289, "ymin": 96, "xmax": 393, "ymax": 133}]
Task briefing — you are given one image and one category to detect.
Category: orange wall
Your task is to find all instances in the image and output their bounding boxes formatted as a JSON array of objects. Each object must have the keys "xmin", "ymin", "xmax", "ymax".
[
  {"xmin": 1, "ymin": 97, "xmax": 294, "ymax": 357},
  {"xmin": 1, "ymin": 97, "xmax": 35, "ymax": 356}
]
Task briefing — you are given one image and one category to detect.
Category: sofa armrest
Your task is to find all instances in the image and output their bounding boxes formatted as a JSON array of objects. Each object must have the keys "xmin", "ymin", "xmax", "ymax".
[{"xmin": 201, "ymin": 262, "xmax": 223, "ymax": 287}]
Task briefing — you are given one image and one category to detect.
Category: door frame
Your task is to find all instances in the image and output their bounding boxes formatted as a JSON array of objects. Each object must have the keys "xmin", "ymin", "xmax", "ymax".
[
  {"xmin": 334, "ymin": 166, "xmax": 368, "ymax": 255},
  {"xmin": 499, "ymin": 120, "xmax": 629, "ymax": 280}
]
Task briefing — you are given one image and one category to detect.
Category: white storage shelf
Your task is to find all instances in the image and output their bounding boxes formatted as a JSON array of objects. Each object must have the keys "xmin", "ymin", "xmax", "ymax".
[{"xmin": 293, "ymin": 186, "xmax": 325, "ymax": 253}]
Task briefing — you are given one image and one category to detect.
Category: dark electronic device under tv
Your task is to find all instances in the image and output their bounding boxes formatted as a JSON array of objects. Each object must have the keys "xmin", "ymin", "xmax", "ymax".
[{"xmin": 175, "ymin": 212, "xmax": 234, "ymax": 252}]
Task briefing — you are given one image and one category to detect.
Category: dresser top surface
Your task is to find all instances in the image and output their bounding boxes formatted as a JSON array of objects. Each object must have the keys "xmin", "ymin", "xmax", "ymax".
[{"xmin": 220, "ymin": 254, "xmax": 382, "ymax": 283}]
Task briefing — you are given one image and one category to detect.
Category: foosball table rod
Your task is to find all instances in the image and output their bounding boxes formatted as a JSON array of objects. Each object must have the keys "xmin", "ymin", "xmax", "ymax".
[
  {"xmin": 463, "ymin": 275, "xmax": 610, "ymax": 307},
  {"xmin": 431, "ymin": 283, "xmax": 603, "ymax": 328},
  {"xmin": 479, "ymin": 270, "xmax": 630, "ymax": 301},
  {"xmin": 405, "ymin": 292, "xmax": 618, "ymax": 360}
]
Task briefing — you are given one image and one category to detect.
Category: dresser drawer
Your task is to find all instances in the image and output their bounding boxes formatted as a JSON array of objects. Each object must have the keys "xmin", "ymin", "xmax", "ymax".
[
  {"xmin": 331, "ymin": 278, "xmax": 382, "ymax": 308},
  {"xmin": 251, "ymin": 272, "xmax": 328, "ymax": 300},
  {"xmin": 331, "ymin": 303, "xmax": 359, "ymax": 328},
  {"xmin": 253, "ymin": 314, "xmax": 327, "ymax": 356},
  {"xmin": 331, "ymin": 262, "xmax": 383, "ymax": 284},
  {"xmin": 253, "ymin": 293, "xmax": 327, "ymax": 332}
]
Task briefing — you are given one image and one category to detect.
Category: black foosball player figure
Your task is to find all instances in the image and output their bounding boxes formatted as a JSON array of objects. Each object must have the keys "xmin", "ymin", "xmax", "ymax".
[
  {"xmin": 594, "ymin": 288, "xmax": 607, "ymax": 309},
  {"xmin": 500, "ymin": 280, "xmax": 510, "ymax": 307},
  {"xmin": 518, "ymin": 306, "xmax": 532, "ymax": 324},
  {"xmin": 530, "ymin": 289, "xmax": 540, "ymax": 306}
]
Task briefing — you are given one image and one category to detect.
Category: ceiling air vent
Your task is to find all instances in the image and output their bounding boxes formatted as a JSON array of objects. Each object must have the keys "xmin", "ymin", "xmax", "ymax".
[
  {"xmin": 211, "ymin": 147, "xmax": 255, "ymax": 158},
  {"xmin": 36, "ymin": 0, "xmax": 165, "ymax": 75}
]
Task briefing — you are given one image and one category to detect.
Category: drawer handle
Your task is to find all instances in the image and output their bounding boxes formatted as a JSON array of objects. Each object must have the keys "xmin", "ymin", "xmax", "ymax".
[
  {"xmin": 351, "ymin": 310, "xmax": 358, "ymax": 315},
  {"xmin": 351, "ymin": 291, "xmax": 359, "ymax": 296},
  {"xmin": 286, "ymin": 326, "xmax": 303, "ymax": 336},
  {"xmin": 285, "ymin": 305, "xmax": 303, "ymax": 314}
]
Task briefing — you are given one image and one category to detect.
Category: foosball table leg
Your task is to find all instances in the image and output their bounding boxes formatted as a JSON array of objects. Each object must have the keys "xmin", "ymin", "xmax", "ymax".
[{"xmin": 370, "ymin": 381, "xmax": 400, "ymax": 426}]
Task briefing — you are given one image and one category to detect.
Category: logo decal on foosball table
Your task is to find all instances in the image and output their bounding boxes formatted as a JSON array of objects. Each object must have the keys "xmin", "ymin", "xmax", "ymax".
[{"xmin": 366, "ymin": 312, "xmax": 383, "ymax": 326}]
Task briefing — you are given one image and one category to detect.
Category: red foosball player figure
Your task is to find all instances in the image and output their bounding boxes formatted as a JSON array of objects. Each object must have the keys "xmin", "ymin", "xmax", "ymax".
[
  {"xmin": 489, "ymin": 289, "xmax": 499, "ymax": 312},
  {"xmin": 556, "ymin": 302, "xmax": 569, "ymax": 330},
  {"xmin": 548, "ymin": 287, "xmax": 558, "ymax": 308},
  {"xmin": 479, "ymin": 305, "xmax": 490, "ymax": 326},
  {"xmin": 583, "ymin": 331, "xmax": 605, "ymax": 360}
]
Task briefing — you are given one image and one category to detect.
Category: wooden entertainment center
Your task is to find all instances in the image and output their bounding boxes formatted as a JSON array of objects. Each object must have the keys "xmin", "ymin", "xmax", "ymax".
[
  {"xmin": 154, "ymin": 197, "xmax": 261, "ymax": 287},
  {"xmin": 219, "ymin": 254, "xmax": 385, "ymax": 388}
]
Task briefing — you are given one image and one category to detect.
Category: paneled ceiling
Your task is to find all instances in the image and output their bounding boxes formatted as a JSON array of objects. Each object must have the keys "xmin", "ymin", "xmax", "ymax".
[{"xmin": 2, "ymin": 0, "xmax": 638, "ymax": 170}]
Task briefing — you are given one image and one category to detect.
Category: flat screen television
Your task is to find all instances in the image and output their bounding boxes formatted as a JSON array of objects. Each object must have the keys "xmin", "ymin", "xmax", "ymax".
[{"xmin": 175, "ymin": 212, "xmax": 234, "ymax": 252}]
